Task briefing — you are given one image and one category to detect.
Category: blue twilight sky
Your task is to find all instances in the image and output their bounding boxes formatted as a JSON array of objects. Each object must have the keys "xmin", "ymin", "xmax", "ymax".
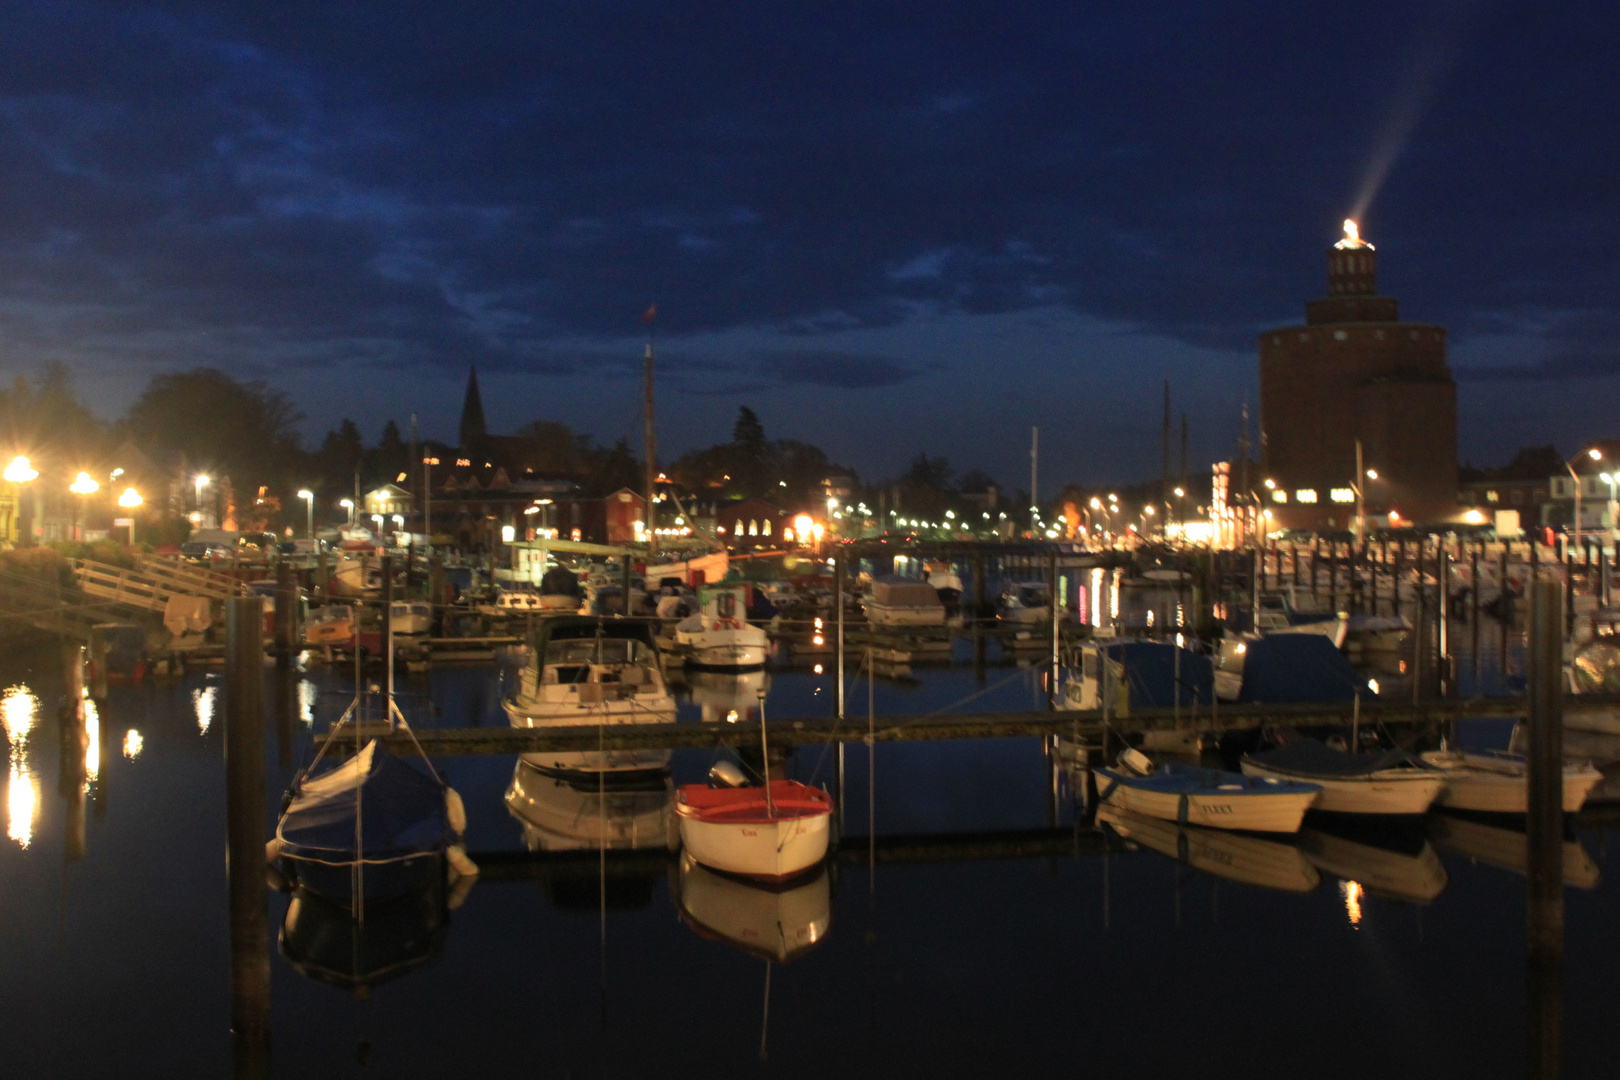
[{"xmin": 0, "ymin": 1, "xmax": 1617, "ymax": 490}]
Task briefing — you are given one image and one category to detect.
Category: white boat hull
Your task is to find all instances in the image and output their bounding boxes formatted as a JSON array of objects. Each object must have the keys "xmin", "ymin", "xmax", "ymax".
[
  {"xmin": 677, "ymin": 807, "xmax": 831, "ymax": 879},
  {"xmin": 1423, "ymin": 752, "xmax": 1602, "ymax": 814},
  {"xmin": 1093, "ymin": 769, "xmax": 1317, "ymax": 833},
  {"xmin": 675, "ymin": 623, "xmax": 770, "ymax": 669},
  {"xmin": 1240, "ymin": 761, "xmax": 1443, "ymax": 815}
]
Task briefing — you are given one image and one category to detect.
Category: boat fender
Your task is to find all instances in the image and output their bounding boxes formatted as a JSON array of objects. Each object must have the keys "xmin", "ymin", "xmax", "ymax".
[
  {"xmin": 445, "ymin": 786, "xmax": 468, "ymax": 836},
  {"xmin": 447, "ymin": 843, "xmax": 480, "ymax": 879},
  {"xmin": 264, "ymin": 837, "xmax": 284, "ymax": 864},
  {"xmin": 264, "ymin": 862, "xmax": 290, "ymax": 893},
  {"xmin": 708, "ymin": 759, "xmax": 751, "ymax": 789},
  {"xmin": 447, "ymin": 868, "xmax": 477, "ymax": 911}
]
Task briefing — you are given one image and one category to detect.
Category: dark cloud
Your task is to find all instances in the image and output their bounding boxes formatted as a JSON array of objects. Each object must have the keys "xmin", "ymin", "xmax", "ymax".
[
  {"xmin": 1457, "ymin": 310, "xmax": 1620, "ymax": 382},
  {"xmin": 0, "ymin": 1, "xmax": 1615, "ymax": 472}
]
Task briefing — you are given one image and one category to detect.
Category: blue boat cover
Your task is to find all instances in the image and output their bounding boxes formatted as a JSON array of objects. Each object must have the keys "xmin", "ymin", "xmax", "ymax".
[
  {"xmin": 1236, "ymin": 635, "xmax": 1368, "ymax": 704},
  {"xmin": 279, "ymin": 741, "xmax": 449, "ymax": 864},
  {"xmin": 1097, "ymin": 642, "xmax": 1212, "ymax": 707},
  {"xmin": 1245, "ymin": 737, "xmax": 1425, "ymax": 777}
]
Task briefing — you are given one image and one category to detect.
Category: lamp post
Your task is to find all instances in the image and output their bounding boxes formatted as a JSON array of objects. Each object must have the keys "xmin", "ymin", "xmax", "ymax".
[
  {"xmin": 117, "ymin": 487, "xmax": 142, "ymax": 544},
  {"xmin": 5, "ymin": 455, "xmax": 38, "ymax": 545},
  {"xmin": 297, "ymin": 490, "xmax": 314, "ymax": 539},
  {"xmin": 69, "ymin": 471, "xmax": 100, "ymax": 541},
  {"xmin": 1565, "ymin": 448, "xmax": 1600, "ymax": 547},
  {"xmin": 340, "ymin": 498, "xmax": 355, "ymax": 528}
]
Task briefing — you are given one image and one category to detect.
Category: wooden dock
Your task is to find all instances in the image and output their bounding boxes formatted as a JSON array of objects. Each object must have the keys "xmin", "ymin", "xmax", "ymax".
[{"xmin": 318, "ymin": 694, "xmax": 1620, "ymax": 757}]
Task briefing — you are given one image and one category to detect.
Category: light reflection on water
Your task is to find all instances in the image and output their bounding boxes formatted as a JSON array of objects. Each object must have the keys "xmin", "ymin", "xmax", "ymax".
[
  {"xmin": 193, "ymin": 684, "xmax": 216, "ymax": 734},
  {"xmin": 3, "ymin": 683, "xmax": 40, "ymax": 849}
]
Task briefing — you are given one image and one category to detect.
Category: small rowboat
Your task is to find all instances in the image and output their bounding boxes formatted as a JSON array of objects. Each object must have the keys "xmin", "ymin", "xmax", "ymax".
[
  {"xmin": 1093, "ymin": 748, "xmax": 1321, "ymax": 833},
  {"xmin": 1241, "ymin": 738, "xmax": 1444, "ymax": 816},
  {"xmin": 675, "ymin": 780, "xmax": 832, "ymax": 880},
  {"xmin": 1420, "ymin": 749, "xmax": 1603, "ymax": 814}
]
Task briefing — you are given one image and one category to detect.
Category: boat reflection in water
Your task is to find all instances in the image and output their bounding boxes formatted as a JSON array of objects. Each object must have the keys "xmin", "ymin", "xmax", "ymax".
[
  {"xmin": 685, "ymin": 668, "xmax": 770, "ymax": 726},
  {"xmin": 504, "ymin": 761, "xmax": 677, "ymax": 854},
  {"xmin": 1427, "ymin": 812, "xmax": 1601, "ymax": 890},
  {"xmin": 505, "ymin": 762, "xmax": 676, "ymax": 909},
  {"xmin": 1296, "ymin": 818, "xmax": 1449, "ymax": 904},
  {"xmin": 1095, "ymin": 804, "xmax": 1321, "ymax": 894},
  {"xmin": 279, "ymin": 881, "xmax": 450, "ymax": 994},
  {"xmin": 674, "ymin": 851, "xmax": 832, "ymax": 962}
]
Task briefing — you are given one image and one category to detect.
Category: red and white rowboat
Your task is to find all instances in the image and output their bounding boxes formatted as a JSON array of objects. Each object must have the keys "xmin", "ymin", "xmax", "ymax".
[{"xmin": 675, "ymin": 780, "xmax": 832, "ymax": 880}]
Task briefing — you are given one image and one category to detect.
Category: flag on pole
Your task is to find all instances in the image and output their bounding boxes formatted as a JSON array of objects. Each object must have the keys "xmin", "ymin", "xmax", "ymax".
[{"xmin": 640, "ymin": 303, "xmax": 657, "ymax": 324}]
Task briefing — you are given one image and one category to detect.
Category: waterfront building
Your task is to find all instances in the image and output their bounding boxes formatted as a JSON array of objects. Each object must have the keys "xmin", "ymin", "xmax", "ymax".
[{"xmin": 1259, "ymin": 223, "xmax": 1458, "ymax": 532}]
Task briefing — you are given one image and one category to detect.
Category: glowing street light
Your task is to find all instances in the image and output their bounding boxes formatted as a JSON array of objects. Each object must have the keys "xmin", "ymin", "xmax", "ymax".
[
  {"xmin": 297, "ymin": 489, "xmax": 314, "ymax": 538},
  {"xmin": 4, "ymin": 456, "xmax": 38, "ymax": 483},
  {"xmin": 69, "ymin": 471, "xmax": 99, "ymax": 541},
  {"xmin": 117, "ymin": 487, "xmax": 142, "ymax": 544},
  {"xmin": 339, "ymin": 497, "xmax": 355, "ymax": 527}
]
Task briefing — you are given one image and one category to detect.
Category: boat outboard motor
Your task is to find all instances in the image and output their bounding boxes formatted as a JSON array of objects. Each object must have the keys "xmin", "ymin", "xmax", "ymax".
[{"xmin": 707, "ymin": 760, "xmax": 752, "ymax": 789}]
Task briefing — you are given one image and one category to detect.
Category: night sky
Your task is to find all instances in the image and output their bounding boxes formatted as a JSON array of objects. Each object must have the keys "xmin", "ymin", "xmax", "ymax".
[{"xmin": 1, "ymin": 1, "xmax": 1616, "ymax": 490}]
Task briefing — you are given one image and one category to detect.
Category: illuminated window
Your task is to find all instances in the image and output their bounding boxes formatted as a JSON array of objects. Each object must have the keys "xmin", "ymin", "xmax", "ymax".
[
  {"xmin": 456, "ymin": 458, "xmax": 470, "ymax": 467},
  {"xmin": 748, "ymin": 520, "xmax": 758, "ymax": 536},
  {"xmin": 1271, "ymin": 489, "xmax": 1287, "ymax": 504},
  {"xmin": 762, "ymin": 519, "xmax": 771, "ymax": 536},
  {"xmin": 1486, "ymin": 490, "xmax": 1499, "ymax": 503},
  {"xmin": 1295, "ymin": 489, "xmax": 1318, "ymax": 504},
  {"xmin": 1330, "ymin": 488, "xmax": 1355, "ymax": 503}
]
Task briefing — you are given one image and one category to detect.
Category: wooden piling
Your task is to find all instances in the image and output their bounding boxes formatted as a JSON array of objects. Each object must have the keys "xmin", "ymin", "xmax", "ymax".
[
  {"xmin": 1526, "ymin": 576, "xmax": 1564, "ymax": 1079},
  {"xmin": 224, "ymin": 596, "xmax": 270, "ymax": 1070},
  {"xmin": 834, "ymin": 552, "xmax": 846, "ymax": 721}
]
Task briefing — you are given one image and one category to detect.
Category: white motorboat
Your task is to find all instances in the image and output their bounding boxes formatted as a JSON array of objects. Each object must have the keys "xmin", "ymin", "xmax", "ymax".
[
  {"xmin": 1093, "ymin": 748, "xmax": 1321, "ymax": 833},
  {"xmin": 1095, "ymin": 804, "xmax": 1321, "ymax": 893},
  {"xmin": 675, "ymin": 852, "xmax": 831, "ymax": 962},
  {"xmin": 503, "ymin": 617, "xmax": 677, "ymax": 774},
  {"xmin": 1241, "ymin": 738, "xmax": 1445, "ymax": 815},
  {"xmin": 1420, "ymin": 749, "xmax": 1602, "ymax": 814},
  {"xmin": 675, "ymin": 779, "xmax": 832, "ymax": 880},
  {"xmin": 862, "ymin": 575, "xmax": 946, "ymax": 626},
  {"xmin": 674, "ymin": 585, "xmax": 770, "ymax": 669},
  {"xmin": 998, "ymin": 581, "xmax": 1052, "ymax": 625}
]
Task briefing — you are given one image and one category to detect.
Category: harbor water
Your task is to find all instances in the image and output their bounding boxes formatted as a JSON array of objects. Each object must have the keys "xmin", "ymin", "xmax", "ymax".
[{"xmin": 0, "ymin": 617, "xmax": 1613, "ymax": 1078}]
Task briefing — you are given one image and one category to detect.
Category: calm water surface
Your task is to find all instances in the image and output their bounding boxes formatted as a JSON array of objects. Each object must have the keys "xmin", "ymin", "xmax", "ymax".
[{"xmin": 0, "ymin": 624, "xmax": 1615, "ymax": 1079}]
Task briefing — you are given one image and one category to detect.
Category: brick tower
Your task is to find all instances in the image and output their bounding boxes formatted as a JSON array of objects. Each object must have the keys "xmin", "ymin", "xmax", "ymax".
[{"xmin": 1258, "ymin": 222, "xmax": 1458, "ymax": 532}]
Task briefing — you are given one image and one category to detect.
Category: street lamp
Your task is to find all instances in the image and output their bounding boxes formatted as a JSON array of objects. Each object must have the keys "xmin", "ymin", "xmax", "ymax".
[
  {"xmin": 340, "ymin": 498, "xmax": 355, "ymax": 527},
  {"xmin": 117, "ymin": 487, "xmax": 142, "ymax": 545},
  {"xmin": 1565, "ymin": 448, "xmax": 1601, "ymax": 547},
  {"xmin": 69, "ymin": 471, "xmax": 99, "ymax": 541},
  {"xmin": 297, "ymin": 489, "xmax": 314, "ymax": 539},
  {"xmin": 5, "ymin": 456, "xmax": 38, "ymax": 545},
  {"xmin": 193, "ymin": 474, "xmax": 211, "ymax": 528}
]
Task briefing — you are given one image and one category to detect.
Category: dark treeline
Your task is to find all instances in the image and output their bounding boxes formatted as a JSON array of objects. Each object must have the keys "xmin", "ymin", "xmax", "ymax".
[{"xmin": 0, "ymin": 364, "xmax": 1094, "ymax": 533}]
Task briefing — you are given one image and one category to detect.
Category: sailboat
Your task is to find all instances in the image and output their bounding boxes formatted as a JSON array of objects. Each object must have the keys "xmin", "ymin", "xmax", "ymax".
[
  {"xmin": 675, "ymin": 695, "xmax": 831, "ymax": 880},
  {"xmin": 272, "ymin": 605, "xmax": 476, "ymax": 907}
]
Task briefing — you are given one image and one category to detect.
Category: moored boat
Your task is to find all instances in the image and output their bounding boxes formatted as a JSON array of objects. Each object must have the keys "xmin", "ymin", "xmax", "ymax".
[
  {"xmin": 504, "ymin": 616, "xmax": 677, "ymax": 774},
  {"xmin": 675, "ymin": 778, "xmax": 832, "ymax": 880},
  {"xmin": 1420, "ymin": 749, "xmax": 1602, "ymax": 814},
  {"xmin": 1241, "ymin": 738, "xmax": 1444, "ymax": 815},
  {"xmin": 1092, "ymin": 748, "xmax": 1320, "ymax": 833},
  {"xmin": 674, "ymin": 584, "xmax": 770, "ymax": 669},
  {"xmin": 863, "ymin": 575, "xmax": 946, "ymax": 627}
]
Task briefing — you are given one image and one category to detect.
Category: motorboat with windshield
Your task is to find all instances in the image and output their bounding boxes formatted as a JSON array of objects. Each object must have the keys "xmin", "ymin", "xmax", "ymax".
[{"xmin": 504, "ymin": 616, "xmax": 676, "ymax": 775}]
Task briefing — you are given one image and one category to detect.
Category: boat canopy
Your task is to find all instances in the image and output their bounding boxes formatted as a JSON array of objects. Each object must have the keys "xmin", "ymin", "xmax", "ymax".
[
  {"xmin": 1237, "ymin": 635, "xmax": 1369, "ymax": 704},
  {"xmin": 1095, "ymin": 642, "xmax": 1213, "ymax": 707},
  {"xmin": 869, "ymin": 575, "xmax": 944, "ymax": 608},
  {"xmin": 1248, "ymin": 737, "xmax": 1426, "ymax": 777},
  {"xmin": 278, "ymin": 741, "xmax": 448, "ymax": 865}
]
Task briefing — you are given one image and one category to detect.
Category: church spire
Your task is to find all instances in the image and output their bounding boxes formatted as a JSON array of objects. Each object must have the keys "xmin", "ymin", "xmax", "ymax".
[{"xmin": 459, "ymin": 366, "xmax": 487, "ymax": 451}]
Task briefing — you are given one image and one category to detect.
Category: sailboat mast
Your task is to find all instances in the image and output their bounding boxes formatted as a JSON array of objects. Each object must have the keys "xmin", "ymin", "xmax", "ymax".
[
  {"xmin": 759, "ymin": 689, "xmax": 775, "ymax": 817},
  {"xmin": 643, "ymin": 306, "xmax": 659, "ymax": 555}
]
